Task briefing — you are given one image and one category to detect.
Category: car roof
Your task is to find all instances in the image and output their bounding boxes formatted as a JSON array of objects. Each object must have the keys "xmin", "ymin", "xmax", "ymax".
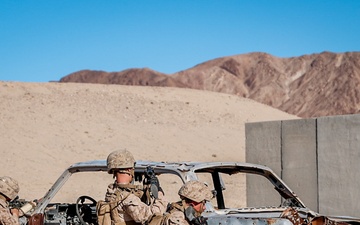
[
  {"xmin": 35, "ymin": 160, "xmax": 305, "ymax": 213},
  {"xmin": 68, "ymin": 160, "xmax": 277, "ymax": 174}
]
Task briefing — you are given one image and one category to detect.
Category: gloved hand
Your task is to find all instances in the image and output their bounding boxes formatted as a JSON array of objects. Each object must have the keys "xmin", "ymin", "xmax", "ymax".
[
  {"xmin": 144, "ymin": 166, "xmax": 164, "ymax": 198},
  {"xmin": 191, "ymin": 216, "xmax": 208, "ymax": 225},
  {"xmin": 150, "ymin": 176, "xmax": 160, "ymax": 189},
  {"xmin": 150, "ymin": 176, "xmax": 164, "ymax": 194},
  {"xmin": 185, "ymin": 206, "xmax": 208, "ymax": 225}
]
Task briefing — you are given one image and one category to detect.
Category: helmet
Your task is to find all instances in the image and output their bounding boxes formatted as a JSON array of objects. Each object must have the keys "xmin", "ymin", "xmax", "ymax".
[
  {"xmin": 178, "ymin": 180, "xmax": 213, "ymax": 203},
  {"xmin": 107, "ymin": 149, "xmax": 135, "ymax": 174},
  {"xmin": 0, "ymin": 176, "xmax": 19, "ymax": 200}
]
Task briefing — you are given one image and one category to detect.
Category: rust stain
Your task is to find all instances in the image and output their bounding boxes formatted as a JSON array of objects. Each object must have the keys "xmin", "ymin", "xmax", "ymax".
[
  {"xmin": 280, "ymin": 207, "xmax": 305, "ymax": 225},
  {"xmin": 267, "ymin": 218, "xmax": 278, "ymax": 225},
  {"xmin": 310, "ymin": 216, "xmax": 351, "ymax": 225}
]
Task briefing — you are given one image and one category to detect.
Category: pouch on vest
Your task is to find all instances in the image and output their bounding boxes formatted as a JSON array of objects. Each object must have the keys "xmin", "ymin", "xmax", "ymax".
[
  {"xmin": 97, "ymin": 200, "xmax": 130, "ymax": 225},
  {"xmin": 97, "ymin": 200, "xmax": 112, "ymax": 225}
]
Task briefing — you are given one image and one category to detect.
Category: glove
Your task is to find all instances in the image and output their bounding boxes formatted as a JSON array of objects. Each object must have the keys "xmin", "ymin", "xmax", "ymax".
[
  {"xmin": 191, "ymin": 216, "xmax": 208, "ymax": 225},
  {"xmin": 185, "ymin": 206, "xmax": 208, "ymax": 225},
  {"xmin": 150, "ymin": 176, "xmax": 164, "ymax": 195},
  {"xmin": 150, "ymin": 176, "xmax": 160, "ymax": 190}
]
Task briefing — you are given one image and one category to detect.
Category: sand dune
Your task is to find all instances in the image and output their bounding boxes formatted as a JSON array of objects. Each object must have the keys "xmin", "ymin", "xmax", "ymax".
[{"xmin": 0, "ymin": 81, "xmax": 298, "ymax": 200}]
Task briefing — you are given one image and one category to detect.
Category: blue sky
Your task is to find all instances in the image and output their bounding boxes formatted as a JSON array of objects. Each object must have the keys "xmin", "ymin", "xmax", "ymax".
[{"xmin": 1, "ymin": 1, "xmax": 359, "ymax": 82}]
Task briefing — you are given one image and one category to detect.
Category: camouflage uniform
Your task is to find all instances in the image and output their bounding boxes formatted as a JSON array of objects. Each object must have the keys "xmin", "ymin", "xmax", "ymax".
[
  {"xmin": 164, "ymin": 181, "xmax": 213, "ymax": 225},
  {"xmin": 105, "ymin": 183, "xmax": 168, "ymax": 225},
  {"xmin": 0, "ymin": 176, "xmax": 20, "ymax": 225},
  {"xmin": 0, "ymin": 197, "xmax": 20, "ymax": 225},
  {"xmin": 163, "ymin": 202, "xmax": 189, "ymax": 225},
  {"xmin": 103, "ymin": 149, "xmax": 168, "ymax": 225}
]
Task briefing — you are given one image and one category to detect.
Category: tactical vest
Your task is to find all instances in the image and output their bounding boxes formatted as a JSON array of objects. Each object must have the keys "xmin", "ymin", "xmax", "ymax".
[
  {"xmin": 167, "ymin": 201, "xmax": 185, "ymax": 214},
  {"xmin": 147, "ymin": 201, "xmax": 185, "ymax": 225},
  {"xmin": 97, "ymin": 183, "xmax": 145, "ymax": 225}
]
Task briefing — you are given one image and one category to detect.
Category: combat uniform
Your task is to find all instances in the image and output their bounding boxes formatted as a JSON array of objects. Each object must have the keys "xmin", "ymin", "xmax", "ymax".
[
  {"xmin": 0, "ymin": 176, "xmax": 20, "ymax": 225},
  {"xmin": 163, "ymin": 202, "xmax": 189, "ymax": 225},
  {"xmin": 105, "ymin": 182, "xmax": 168, "ymax": 225},
  {"xmin": 0, "ymin": 197, "xmax": 19, "ymax": 225},
  {"xmin": 103, "ymin": 149, "xmax": 168, "ymax": 225},
  {"xmin": 164, "ymin": 181, "xmax": 213, "ymax": 225}
]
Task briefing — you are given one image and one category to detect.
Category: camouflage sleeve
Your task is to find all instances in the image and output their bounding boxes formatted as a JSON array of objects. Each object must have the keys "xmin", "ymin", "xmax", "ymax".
[
  {"xmin": 122, "ymin": 192, "xmax": 169, "ymax": 224},
  {"xmin": 149, "ymin": 191, "xmax": 168, "ymax": 215},
  {"xmin": 105, "ymin": 183, "xmax": 116, "ymax": 201},
  {"xmin": 0, "ymin": 208, "xmax": 20, "ymax": 225},
  {"xmin": 166, "ymin": 210, "xmax": 189, "ymax": 225}
]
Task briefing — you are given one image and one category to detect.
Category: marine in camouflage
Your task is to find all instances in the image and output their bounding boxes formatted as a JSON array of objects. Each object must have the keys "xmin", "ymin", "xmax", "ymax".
[
  {"xmin": 164, "ymin": 209, "xmax": 188, "ymax": 225},
  {"xmin": 165, "ymin": 181, "xmax": 213, "ymax": 225},
  {"xmin": 107, "ymin": 149, "xmax": 135, "ymax": 174},
  {"xmin": 178, "ymin": 180, "xmax": 213, "ymax": 203},
  {"xmin": 0, "ymin": 197, "xmax": 20, "ymax": 225},
  {"xmin": 105, "ymin": 183, "xmax": 168, "ymax": 224},
  {"xmin": 104, "ymin": 150, "xmax": 168, "ymax": 225},
  {"xmin": 0, "ymin": 177, "xmax": 19, "ymax": 201},
  {"xmin": 0, "ymin": 176, "xmax": 20, "ymax": 225}
]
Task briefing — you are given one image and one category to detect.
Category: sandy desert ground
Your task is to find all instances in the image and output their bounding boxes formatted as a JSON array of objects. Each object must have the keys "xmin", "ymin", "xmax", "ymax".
[{"xmin": 0, "ymin": 81, "xmax": 298, "ymax": 204}]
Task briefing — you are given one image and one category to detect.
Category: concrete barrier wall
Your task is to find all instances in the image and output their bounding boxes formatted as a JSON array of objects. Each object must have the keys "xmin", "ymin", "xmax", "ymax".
[
  {"xmin": 245, "ymin": 114, "xmax": 360, "ymax": 217},
  {"xmin": 317, "ymin": 114, "xmax": 360, "ymax": 216},
  {"xmin": 281, "ymin": 119, "xmax": 318, "ymax": 211},
  {"xmin": 245, "ymin": 121, "xmax": 282, "ymax": 206}
]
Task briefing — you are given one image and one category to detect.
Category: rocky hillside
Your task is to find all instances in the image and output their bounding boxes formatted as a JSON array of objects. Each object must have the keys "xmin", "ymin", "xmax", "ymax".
[
  {"xmin": 60, "ymin": 68, "xmax": 186, "ymax": 87},
  {"xmin": 59, "ymin": 51, "xmax": 360, "ymax": 118}
]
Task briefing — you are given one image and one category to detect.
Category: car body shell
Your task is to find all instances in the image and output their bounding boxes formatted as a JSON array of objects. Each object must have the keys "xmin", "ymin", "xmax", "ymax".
[{"xmin": 25, "ymin": 160, "xmax": 360, "ymax": 225}]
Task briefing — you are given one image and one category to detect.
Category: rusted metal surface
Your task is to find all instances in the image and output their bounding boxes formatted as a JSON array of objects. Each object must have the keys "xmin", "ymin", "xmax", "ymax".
[
  {"xmin": 206, "ymin": 217, "xmax": 294, "ymax": 225},
  {"xmin": 310, "ymin": 216, "xmax": 352, "ymax": 225},
  {"xmin": 267, "ymin": 218, "xmax": 280, "ymax": 225},
  {"xmin": 280, "ymin": 207, "xmax": 305, "ymax": 225}
]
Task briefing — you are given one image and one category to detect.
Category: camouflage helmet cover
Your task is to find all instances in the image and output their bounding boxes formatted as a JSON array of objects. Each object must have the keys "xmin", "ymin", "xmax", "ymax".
[
  {"xmin": 107, "ymin": 149, "xmax": 135, "ymax": 174},
  {"xmin": 0, "ymin": 176, "xmax": 19, "ymax": 200},
  {"xmin": 178, "ymin": 180, "xmax": 213, "ymax": 203}
]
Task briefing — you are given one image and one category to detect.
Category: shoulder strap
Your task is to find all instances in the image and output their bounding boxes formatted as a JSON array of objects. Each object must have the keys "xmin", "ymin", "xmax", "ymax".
[
  {"xmin": 113, "ymin": 189, "xmax": 132, "ymax": 205},
  {"xmin": 115, "ymin": 183, "xmax": 143, "ymax": 191},
  {"xmin": 108, "ymin": 189, "xmax": 132, "ymax": 224},
  {"xmin": 159, "ymin": 203, "xmax": 184, "ymax": 225},
  {"xmin": 116, "ymin": 183, "xmax": 144, "ymax": 199},
  {"xmin": 169, "ymin": 201, "xmax": 185, "ymax": 212}
]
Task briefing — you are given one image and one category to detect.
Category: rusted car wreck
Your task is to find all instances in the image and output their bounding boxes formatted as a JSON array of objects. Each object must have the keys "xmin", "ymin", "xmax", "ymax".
[{"xmin": 22, "ymin": 160, "xmax": 360, "ymax": 225}]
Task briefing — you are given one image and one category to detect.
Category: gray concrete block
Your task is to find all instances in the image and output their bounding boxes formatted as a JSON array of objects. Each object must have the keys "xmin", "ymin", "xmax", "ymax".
[
  {"xmin": 281, "ymin": 119, "xmax": 318, "ymax": 211},
  {"xmin": 245, "ymin": 121, "xmax": 282, "ymax": 206},
  {"xmin": 317, "ymin": 114, "xmax": 360, "ymax": 217},
  {"xmin": 245, "ymin": 121, "xmax": 282, "ymax": 173}
]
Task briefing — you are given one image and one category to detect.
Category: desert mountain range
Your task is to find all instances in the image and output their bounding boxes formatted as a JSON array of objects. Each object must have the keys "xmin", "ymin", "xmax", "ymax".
[
  {"xmin": 60, "ymin": 51, "xmax": 360, "ymax": 118},
  {"xmin": 1, "ymin": 51, "xmax": 359, "ymax": 201}
]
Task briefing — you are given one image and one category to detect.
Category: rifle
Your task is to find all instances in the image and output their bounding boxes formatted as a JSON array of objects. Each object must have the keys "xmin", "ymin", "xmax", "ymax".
[
  {"xmin": 9, "ymin": 196, "xmax": 37, "ymax": 216},
  {"xmin": 143, "ymin": 166, "xmax": 159, "ymax": 200},
  {"xmin": 9, "ymin": 196, "xmax": 27, "ymax": 209}
]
